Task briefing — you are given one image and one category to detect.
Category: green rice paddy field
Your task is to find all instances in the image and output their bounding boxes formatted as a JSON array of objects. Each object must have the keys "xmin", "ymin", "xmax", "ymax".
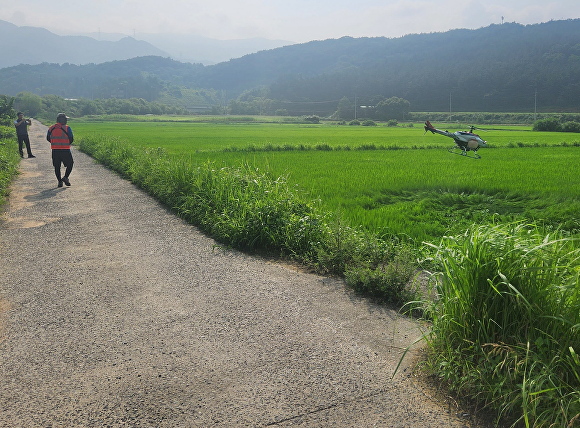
[{"xmin": 73, "ymin": 119, "xmax": 580, "ymax": 242}]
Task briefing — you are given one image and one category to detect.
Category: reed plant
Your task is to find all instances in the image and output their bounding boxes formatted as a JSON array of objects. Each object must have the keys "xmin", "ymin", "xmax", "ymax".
[{"xmin": 422, "ymin": 223, "xmax": 580, "ymax": 427}]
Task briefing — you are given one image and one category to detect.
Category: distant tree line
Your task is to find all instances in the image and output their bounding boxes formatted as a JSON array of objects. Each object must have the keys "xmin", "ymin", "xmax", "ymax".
[
  {"xmin": 6, "ymin": 92, "xmax": 580, "ymax": 133},
  {"xmin": 228, "ymin": 89, "xmax": 411, "ymax": 120},
  {"xmin": 533, "ymin": 116, "xmax": 580, "ymax": 132},
  {"xmin": 10, "ymin": 92, "xmax": 189, "ymax": 121},
  {"xmin": 335, "ymin": 96, "xmax": 410, "ymax": 121}
]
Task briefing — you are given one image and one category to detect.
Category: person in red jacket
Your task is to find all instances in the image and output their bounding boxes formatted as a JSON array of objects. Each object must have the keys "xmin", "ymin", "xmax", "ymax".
[{"xmin": 46, "ymin": 113, "xmax": 74, "ymax": 187}]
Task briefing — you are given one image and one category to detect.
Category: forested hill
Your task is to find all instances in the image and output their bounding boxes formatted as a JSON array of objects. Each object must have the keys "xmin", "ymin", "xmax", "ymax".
[
  {"xmin": 203, "ymin": 19, "xmax": 580, "ymax": 112},
  {"xmin": 1, "ymin": 19, "xmax": 580, "ymax": 113}
]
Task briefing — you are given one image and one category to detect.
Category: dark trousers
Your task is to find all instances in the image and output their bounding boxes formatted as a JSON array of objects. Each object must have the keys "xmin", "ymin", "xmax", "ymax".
[
  {"xmin": 17, "ymin": 134, "xmax": 33, "ymax": 157},
  {"xmin": 52, "ymin": 149, "xmax": 74, "ymax": 181}
]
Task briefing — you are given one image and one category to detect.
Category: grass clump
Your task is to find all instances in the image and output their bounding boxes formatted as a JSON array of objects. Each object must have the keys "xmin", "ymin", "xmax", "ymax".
[
  {"xmin": 421, "ymin": 223, "xmax": 580, "ymax": 427},
  {"xmin": 344, "ymin": 245, "xmax": 417, "ymax": 304},
  {"xmin": 177, "ymin": 163, "xmax": 322, "ymax": 255}
]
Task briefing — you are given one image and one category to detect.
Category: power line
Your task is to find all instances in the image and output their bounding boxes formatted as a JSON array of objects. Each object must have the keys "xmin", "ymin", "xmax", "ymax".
[{"xmin": 275, "ymin": 99, "xmax": 342, "ymax": 105}]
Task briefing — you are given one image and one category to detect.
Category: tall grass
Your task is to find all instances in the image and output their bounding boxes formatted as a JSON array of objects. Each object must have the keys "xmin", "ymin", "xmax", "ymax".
[
  {"xmin": 422, "ymin": 223, "xmax": 580, "ymax": 427},
  {"xmin": 0, "ymin": 127, "xmax": 20, "ymax": 208}
]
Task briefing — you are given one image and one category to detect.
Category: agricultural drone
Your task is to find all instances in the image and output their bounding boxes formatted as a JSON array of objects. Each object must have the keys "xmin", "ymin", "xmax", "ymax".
[{"xmin": 424, "ymin": 120, "xmax": 487, "ymax": 158}]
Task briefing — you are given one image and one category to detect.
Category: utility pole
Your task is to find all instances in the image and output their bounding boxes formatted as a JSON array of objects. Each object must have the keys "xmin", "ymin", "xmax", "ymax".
[
  {"xmin": 449, "ymin": 91, "xmax": 452, "ymax": 113},
  {"xmin": 534, "ymin": 89, "xmax": 537, "ymax": 121}
]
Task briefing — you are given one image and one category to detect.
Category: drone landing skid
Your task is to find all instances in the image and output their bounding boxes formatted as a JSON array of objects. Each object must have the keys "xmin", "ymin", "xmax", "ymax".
[{"xmin": 448, "ymin": 146, "xmax": 481, "ymax": 159}]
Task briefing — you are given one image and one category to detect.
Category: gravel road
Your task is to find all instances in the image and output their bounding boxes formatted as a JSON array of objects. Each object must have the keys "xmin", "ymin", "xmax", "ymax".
[{"xmin": 0, "ymin": 120, "xmax": 487, "ymax": 427}]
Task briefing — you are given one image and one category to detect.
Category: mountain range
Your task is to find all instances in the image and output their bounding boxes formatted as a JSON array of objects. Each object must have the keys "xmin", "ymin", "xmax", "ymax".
[
  {"xmin": 0, "ymin": 20, "xmax": 293, "ymax": 68},
  {"xmin": 79, "ymin": 32, "xmax": 294, "ymax": 65},
  {"xmin": 1, "ymin": 18, "xmax": 580, "ymax": 114},
  {"xmin": 0, "ymin": 20, "xmax": 166, "ymax": 68}
]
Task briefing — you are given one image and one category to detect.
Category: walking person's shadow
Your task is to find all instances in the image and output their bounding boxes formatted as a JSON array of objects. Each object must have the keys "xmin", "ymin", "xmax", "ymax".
[{"xmin": 24, "ymin": 187, "xmax": 66, "ymax": 203}]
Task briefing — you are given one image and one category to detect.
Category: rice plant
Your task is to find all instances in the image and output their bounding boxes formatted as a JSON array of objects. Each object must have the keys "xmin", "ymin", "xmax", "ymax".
[{"xmin": 73, "ymin": 120, "xmax": 580, "ymax": 243}]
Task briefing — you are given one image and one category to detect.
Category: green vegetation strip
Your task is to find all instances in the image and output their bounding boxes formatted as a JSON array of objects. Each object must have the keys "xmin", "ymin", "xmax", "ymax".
[{"xmin": 0, "ymin": 126, "xmax": 20, "ymax": 208}]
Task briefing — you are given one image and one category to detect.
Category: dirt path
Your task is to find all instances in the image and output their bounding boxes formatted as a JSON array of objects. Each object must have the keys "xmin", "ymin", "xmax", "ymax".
[{"xmin": 0, "ymin": 120, "xmax": 486, "ymax": 427}]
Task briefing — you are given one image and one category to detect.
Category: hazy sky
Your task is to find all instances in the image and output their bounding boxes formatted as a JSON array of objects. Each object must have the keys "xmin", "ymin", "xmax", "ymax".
[{"xmin": 1, "ymin": 0, "xmax": 579, "ymax": 43}]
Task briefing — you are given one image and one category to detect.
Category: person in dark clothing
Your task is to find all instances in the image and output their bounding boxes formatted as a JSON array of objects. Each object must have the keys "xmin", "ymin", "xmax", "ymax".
[
  {"xmin": 46, "ymin": 113, "xmax": 74, "ymax": 187},
  {"xmin": 14, "ymin": 112, "xmax": 35, "ymax": 158}
]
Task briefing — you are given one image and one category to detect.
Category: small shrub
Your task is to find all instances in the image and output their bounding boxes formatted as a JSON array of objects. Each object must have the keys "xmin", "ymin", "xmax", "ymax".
[
  {"xmin": 304, "ymin": 115, "xmax": 320, "ymax": 124},
  {"xmin": 361, "ymin": 120, "xmax": 377, "ymax": 126},
  {"xmin": 357, "ymin": 144, "xmax": 377, "ymax": 150},
  {"xmin": 349, "ymin": 119, "xmax": 360, "ymax": 126},
  {"xmin": 561, "ymin": 121, "xmax": 580, "ymax": 133},
  {"xmin": 0, "ymin": 125, "xmax": 15, "ymax": 139},
  {"xmin": 386, "ymin": 119, "xmax": 398, "ymax": 127},
  {"xmin": 345, "ymin": 247, "xmax": 416, "ymax": 303}
]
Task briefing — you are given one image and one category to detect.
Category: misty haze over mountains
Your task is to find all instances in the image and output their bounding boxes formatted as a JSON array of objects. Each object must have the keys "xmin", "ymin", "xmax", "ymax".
[
  {"xmin": 79, "ymin": 32, "xmax": 294, "ymax": 65},
  {"xmin": 0, "ymin": 19, "xmax": 294, "ymax": 68}
]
